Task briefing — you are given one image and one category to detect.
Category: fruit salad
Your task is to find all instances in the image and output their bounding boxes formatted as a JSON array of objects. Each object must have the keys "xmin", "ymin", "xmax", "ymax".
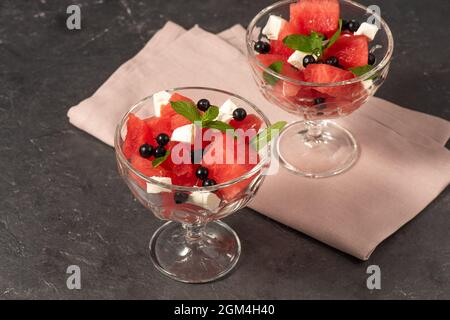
[
  {"xmin": 252, "ymin": 0, "xmax": 382, "ymax": 118},
  {"xmin": 121, "ymin": 90, "xmax": 281, "ymax": 220}
]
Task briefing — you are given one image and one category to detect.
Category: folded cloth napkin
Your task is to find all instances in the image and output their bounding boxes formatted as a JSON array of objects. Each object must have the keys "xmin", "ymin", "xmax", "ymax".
[{"xmin": 68, "ymin": 22, "xmax": 450, "ymax": 260}]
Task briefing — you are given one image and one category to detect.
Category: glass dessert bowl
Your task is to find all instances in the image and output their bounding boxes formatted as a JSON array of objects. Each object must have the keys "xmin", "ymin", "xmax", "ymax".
[
  {"xmin": 247, "ymin": 0, "xmax": 394, "ymax": 178},
  {"xmin": 115, "ymin": 87, "xmax": 271, "ymax": 283}
]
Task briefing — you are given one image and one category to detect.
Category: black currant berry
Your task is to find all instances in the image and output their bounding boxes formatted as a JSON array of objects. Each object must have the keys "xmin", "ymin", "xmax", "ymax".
[
  {"xmin": 347, "ymin": 20, "xmax": 360, "ymax": 33},
  {"xmin": 254, "ymin": 41, "xmax": 271, "ymax": 54},
  {"xmin": 202, "ymin": 179, "xmax": 217, "ymax": 187},
  {"xmin": 368, "ymin": 53, "xmax": 376, "ymax": 65},
  {"xmin": 197, "ymin": 99, "xmax": 211, "ymax": 112},
  {"xmin": 174, "ymin": 192, "xmax": 189, "ymax": 204},
  {"xmin": 139, "ymin": 144, "xmax": 154, "ymax": 158},
  {"xmin": 232, "ymin": 108, "xmax": 247, "ymax": 121},
  {"xmin": 303, "ymin": 55, "xmax": 316, "ymax": 68},
  {"xmin": 314, "ymin": 97, "xmax": 326, "ymax": 105},
  {"xmin": 154, "ymin": 146, "xmax": 166, "ymax": 158},
  {"xmin": 342, "ymin": 19, "xmax": 350, "ymax": 31},
  {"xmin": 195, "ymin": 166, "xmax": 209, "ymax": 180},
  {"xmin": 156, "ymin": 133, "xmax": 170, "ymax": 147}
]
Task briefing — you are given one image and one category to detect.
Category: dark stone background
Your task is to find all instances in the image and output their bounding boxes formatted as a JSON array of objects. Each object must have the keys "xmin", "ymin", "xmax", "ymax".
[{"xmin": 0, "ymin": 0, "xmax": 448, "ymax": 299}]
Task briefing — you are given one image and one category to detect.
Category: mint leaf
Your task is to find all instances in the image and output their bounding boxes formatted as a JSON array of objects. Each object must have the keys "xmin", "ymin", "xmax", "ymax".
[
  {"xmin": 324, "ymin": 19, "xmax": 342, "ymax": 49},
  {"xmin": 263, "ymin": 61, "xmax": 283, "ymax": 85},
  {"xmin": 171, "ymin": 100, "xmax": 233, "ymax": 133},
  {"xmin": 283, "ymin": 34, "xmax": 314, "ymax": 52},
  {"xmin": 170, "ymin": 101, "xmax": 202, "ymax": 122},
  {"xmin": 283, "ymin": 32, "xmax": 324, "ymax": 57},
  {"xmin": 251, "ymin": 121, "xmax": 287, "ymax": 151},
  {"xmin": 204, "ymin": 121, "xmax": 235, "ymax": 132},
  {"xmin": 349, "ymin": 65, "xmax": 374, "ymax": 77},
  {"xmin": 310, "ymin": 31, "xmax": 325, "ymax": 56},
  {"xmin": 201, "ymin": 105, "xmax": 219, "ymax": 122},
  {"xmin": 152, "ymin": 150, "xmax": 170, "ymax": 168}
]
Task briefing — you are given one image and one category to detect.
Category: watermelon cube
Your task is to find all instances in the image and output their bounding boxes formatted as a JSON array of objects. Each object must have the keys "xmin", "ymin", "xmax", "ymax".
[
  {"xmin": 278, "ymin": 21, "xmax": 298, "ymax": 42},
  {"xmin": 303, "ymin": 64, "xmax": 359, "ymax": 97},
  {"xmin": 324, "ymin": 35, "xmax": 369, "ymax": 69},
  {"xmin": 160, "ymin": 92, "xmax": 195, "ymax": 119},
  {"xmin": 230, "ymin": 114, "xmax": 263, "ymax": 134},
  {"xmin": 290, "ymin": 0, "xmax": 340, "ymax": 38},
  {"xmin": 269, "ymin": 40, "xmax": 295, "ymax": 58},
  {"xmin": 256, "ymin": 54, "xmax": 286, "ymax": 68},
  {"xmin": 123, "ymin": 114, "xmax": 153, "ymax": 159},
  {"xmin": 144, "ymin": 116, "xmax": 173, "ymax": 141},
  {"xmin": 162, "ymin": 141, "xmax": 198, "ymax": 186},
  {"xmin": 202, "ymin": 133, "xmax": 258, "ymax": 201},
  {"xmin": 130, "ymin": 155, "xmax": 171, "ymax": 189}
]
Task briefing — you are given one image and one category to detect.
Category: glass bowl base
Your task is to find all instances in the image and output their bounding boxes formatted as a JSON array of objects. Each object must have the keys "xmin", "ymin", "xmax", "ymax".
[
  {"xmin": 149, "ymin": 221, "xmax": 241, "ymax": 283},
  {"xmin": 277, "ymin": 120, "xmax": 359, "ymax": 178}
]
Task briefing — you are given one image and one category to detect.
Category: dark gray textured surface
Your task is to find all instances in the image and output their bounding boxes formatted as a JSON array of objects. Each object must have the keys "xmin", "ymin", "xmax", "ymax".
[{"xmin": 0, "ymin": 0, "xmax": 449, "ymax": 299}]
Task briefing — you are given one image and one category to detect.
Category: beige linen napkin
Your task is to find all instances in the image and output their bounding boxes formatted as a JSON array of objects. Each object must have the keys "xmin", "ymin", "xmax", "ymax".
[{"xmin": 68, "ymin": 22, "xmax": 450, "ymax": 260}]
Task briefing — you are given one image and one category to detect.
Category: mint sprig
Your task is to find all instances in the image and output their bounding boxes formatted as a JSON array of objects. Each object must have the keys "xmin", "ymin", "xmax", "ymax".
[
  {"xmin": 170, "ymin": 101, "xmax": 234, "ymax": 133},
  {"xmin": 283, "ymin": 31, "xmax": 325, "ymax": 56},
  {"xmin": 283, "ymin": 34, "xmax": 313, "ymax": 52},
  {"xmin": 250, "ymin": 121, "xmax": 287, "ymax": 151},
  {"xmin": 170, "ymin": 101, "xmax": 202, "ymax": 122},
  {"xmin": 324, "ymin": 19, "xmax": 342, "ymax": 49},
  {"xmin": 201, "ymin": 105, "xmax": 219, "ymax": 122},
  {"xmin": 152, "ymin": 150, "xmax": 170, "ymax": 168},
  {"xmin": 263, "ymin": 61, "xmax": 283, "ymax": 85}
]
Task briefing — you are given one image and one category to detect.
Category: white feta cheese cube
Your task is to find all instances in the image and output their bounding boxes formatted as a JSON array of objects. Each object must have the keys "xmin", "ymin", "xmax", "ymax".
[
  {"xmin": 217, "ymin": 99, "xmax": 237, "ymax": 123},
  {"xmin": 362, "ymin": 79, "xmax": 374, "ymax": 91},
  {"xmin": 171, "ymin": 124, "xmax": 196, "ymax": 144},
  {"xmin": 188, "ymin": 191, "xmax": 221, "ymax": 212},
  {"xmin": 262, "ymin": 15, "xmax": 287, "ymax": 41},
  {"xmin": 287, "ymin": 50, "xmax": 309, "ymax": 70},
  {"xmin": 153, "ymin": 91, "xmax": 172, "ymax": 117},
  {"xmin": 146, "ymin": 177, "xmax": 172, "ymax": 194},
  {"xmin": 354, "ymin": 22, "xmax": 379, "ymax": 41}
]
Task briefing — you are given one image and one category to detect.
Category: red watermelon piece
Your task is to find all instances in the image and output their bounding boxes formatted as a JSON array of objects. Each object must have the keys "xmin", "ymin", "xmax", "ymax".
[
  {"xmin": 267, "ymin": 20, "xmax": 298, "ymax": 57},
  {"xmin": 160, "ymin": 92, "xmax": 195, "ymax": 119},
  {"xmin": 170, "ymin": 114, "xmax": 191, "ymax": 131},
  {"xmin": 162, "ymin": 141, "xmax": 198, "ymax": 186},
  {"xmin": 296, "ymin": 85, "xmax": 329, "ymax": 106},
  {"xmin": 324, "ymin": 35, "xmax": 369, "ymax": 69},
  {"xmin": 256, "ymin": 56, "xmax": 304, "ymax": 96},
  {"xmin": 269, "ymin": 40, "xmax": 294, "ymax": 58},
  {"xmin": 230, "ymin": 114, "xmax": 263, "ymax": 134},
  {"xmin": 256, "ymin": 54, "xmax": 286, "ymax": 67},
  {"xmin": 278, "ymin": 22, "xmax": 297, "ymax": 42},
  {"xmin": 290, "ymin": 0, "xmax": 340, "ymax": 38},
  {"xmin": 303, "ymin": 64, "xmax": 357, "ymax": 97},
  {"xmin": 123, "ymin": 114, "xmax": 153, "ymax": 159},
  {"xmin": 202, "ymin": 133, "xmax": 258, "ymax": 201},
  {"xmin": 280, "ymin": 62, "xmax": 305, "ymax": 96},
  {"xmin": 130, "ymin": 156, "xmax": 172, "ymax": 189},
  {"xmin": 170, "ymin": 93, "xmax": 193, "ymax": 103},
  {"xmin": 144, "ymin": 116, "xmax": 173, "ymax": 141},
  {"xmin": 159, "ymin": 93, "xmax": 198, "ymax": 131}
]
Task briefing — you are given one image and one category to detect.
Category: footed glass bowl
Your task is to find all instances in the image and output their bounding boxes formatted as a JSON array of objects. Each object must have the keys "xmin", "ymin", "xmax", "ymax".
[
  {"xmin": 115, "ymin": 87, "xmax": 271, "ymax": 283},
  {"xmin": 247, "ymin": 0, "xmax": 394, "ymax": 178}
]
